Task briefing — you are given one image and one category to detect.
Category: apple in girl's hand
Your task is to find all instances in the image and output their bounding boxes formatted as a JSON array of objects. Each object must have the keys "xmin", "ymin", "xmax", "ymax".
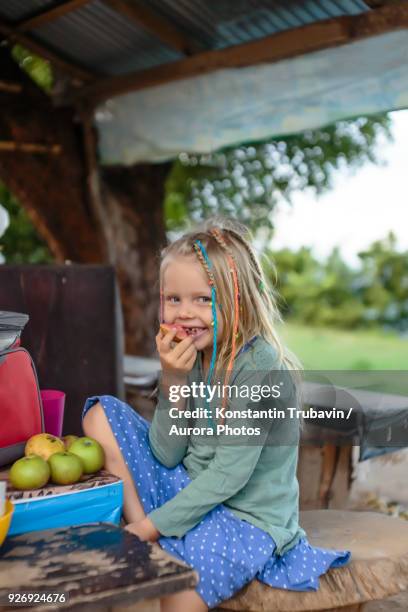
[
  {"xmin": 69, "ymin": 437, "xmax": 105, "ymax": 474},
  {"xmin": 159, "ymin": 323, "xmax": 188, "ymax": 342}
]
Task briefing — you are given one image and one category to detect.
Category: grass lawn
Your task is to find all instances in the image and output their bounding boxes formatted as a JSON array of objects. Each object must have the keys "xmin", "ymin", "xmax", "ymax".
[{"xmin": 278, "ymin": 321, "xmax": 408, "ymax": 371}]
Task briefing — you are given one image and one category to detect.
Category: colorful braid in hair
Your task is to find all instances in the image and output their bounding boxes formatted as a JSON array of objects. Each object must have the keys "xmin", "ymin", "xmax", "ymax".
[
  {"xmin": 209, "ymin": 228, "xmax": 242, "ymax": 310},
  {"xmin": 209, "ymin": 228, "xmax": 241, "ymax": 425},
  {"xmin": 225, "ymin": 228, "xmax": 266, "ymax": 294},
  {"xmin": 192, "ymin": 239, "xmax": 219, "ymax": 431}
]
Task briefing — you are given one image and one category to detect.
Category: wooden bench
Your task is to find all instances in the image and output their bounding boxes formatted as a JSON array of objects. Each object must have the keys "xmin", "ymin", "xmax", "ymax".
[{"xmin": 215, "ymin": 510, "xmax": 408, "ymax": 612}]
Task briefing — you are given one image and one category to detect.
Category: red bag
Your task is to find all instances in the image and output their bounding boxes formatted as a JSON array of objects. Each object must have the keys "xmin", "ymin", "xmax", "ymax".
[{"xmin": 0, "ymin": 312, "xmax": 44, "ymax": 467}]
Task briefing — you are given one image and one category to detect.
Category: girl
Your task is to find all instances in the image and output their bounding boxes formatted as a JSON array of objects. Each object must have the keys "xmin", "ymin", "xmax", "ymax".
[{"xmin": 82, "ymin": 217, "xmax": 351, "ymax": 612}]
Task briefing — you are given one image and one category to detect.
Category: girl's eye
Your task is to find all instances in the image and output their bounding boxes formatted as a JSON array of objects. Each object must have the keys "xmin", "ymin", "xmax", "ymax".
[{"xmin": 165, "ymin": 296, "xmax": 211, "ymax": 303}]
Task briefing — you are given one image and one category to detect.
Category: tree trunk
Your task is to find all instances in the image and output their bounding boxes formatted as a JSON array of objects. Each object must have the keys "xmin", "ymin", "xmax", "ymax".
[
  {"xmin": 0, "ymin": 51, "xmax": 101, "ymax": 263},
  {"xmin": 0, "ymin": 48, "xmax": 170, "ymax": 356},
  {"xmin": 102, "ymin": 164, "xmax": 171, "ymax": 355}
]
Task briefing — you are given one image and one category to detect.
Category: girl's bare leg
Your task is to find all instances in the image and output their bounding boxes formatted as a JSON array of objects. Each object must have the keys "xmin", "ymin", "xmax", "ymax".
[
  {"xmin": 82, "ymin": 401, "xmax": 146, "ymax": 524},
  {"xmin": 160, "ymin": 589, "xmax": 208, "ymax": 612}
]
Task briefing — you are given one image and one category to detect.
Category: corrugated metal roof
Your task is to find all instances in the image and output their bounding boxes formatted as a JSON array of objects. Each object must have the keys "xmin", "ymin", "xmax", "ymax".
[
  {"xmin": 32, "ymin": 1, "xmax": 182, "ymax": 76},
  {"xmin": 145, "ymin": 0, "xmax": 370, "ymax": 50},
  {"xmin": 0, "ymin": 0, "xmax": 371, "ymax": 76},
  {"xmin": 0, "ymin": 0, "xmax": 55, "ymax": 22}
]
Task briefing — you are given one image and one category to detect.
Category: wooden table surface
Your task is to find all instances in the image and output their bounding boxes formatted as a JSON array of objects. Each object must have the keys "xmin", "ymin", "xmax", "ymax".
[{"xmin": 0, "ymin": 523, "xmax": 198, "ymax": 611}]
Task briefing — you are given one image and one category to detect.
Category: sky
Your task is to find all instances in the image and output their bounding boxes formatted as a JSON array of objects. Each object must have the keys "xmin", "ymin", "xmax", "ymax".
[{"xmin": 268, "ymin": 109, "xmax": 408, "ymax": 269}]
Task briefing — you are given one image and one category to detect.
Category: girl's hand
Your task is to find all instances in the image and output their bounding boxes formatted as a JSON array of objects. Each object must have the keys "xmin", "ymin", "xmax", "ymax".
[
  {"xmin": 156, "ymin": 326, "xmax": 197, "ymax": 379},
  {"xmin": 125, "ymin": 517, "xmax": 160, "ymax": 542}
]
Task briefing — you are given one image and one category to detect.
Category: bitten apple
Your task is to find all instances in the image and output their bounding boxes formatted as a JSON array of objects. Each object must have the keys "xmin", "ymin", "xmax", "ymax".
[{"xmin": 159, "ymin": 323, "xmax": 188, "ymax": 342}]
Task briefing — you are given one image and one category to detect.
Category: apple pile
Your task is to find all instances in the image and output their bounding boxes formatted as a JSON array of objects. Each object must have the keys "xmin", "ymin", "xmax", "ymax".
[{"xmin": 9, "ymin": 433, "xmax": 105, "ymax": 490}]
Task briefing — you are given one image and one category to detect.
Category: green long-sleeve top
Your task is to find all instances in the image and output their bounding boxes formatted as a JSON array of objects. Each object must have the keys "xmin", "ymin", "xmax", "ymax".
[{"xmin": 147, "ymin": 336, "xmax": 306, "ymax": 556}]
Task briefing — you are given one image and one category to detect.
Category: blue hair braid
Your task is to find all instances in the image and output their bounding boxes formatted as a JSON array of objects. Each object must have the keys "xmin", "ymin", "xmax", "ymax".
[{"xmin": 194, "ymin": 239, "xmax": 218, "ymax": 431}]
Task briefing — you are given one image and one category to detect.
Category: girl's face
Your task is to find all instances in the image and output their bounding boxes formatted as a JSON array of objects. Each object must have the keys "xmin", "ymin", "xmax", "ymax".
[{"xmin": 162, "ymin": 255, "xmax": 224, "ymax": 352}]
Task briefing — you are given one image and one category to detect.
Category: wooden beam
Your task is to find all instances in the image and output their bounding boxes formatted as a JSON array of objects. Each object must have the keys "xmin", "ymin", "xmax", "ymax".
[
  {"xmin": 75, "ymin": 1, "xmax": 408, "ymax": 106},
  {"xmin": 16, "ymin": 0, "xmax": 93, "ymax": 33},
  {"xmin": 364, "ymin": 0, "xmax": 405, "ymax": 7},
  {"xmin": 0, "ymin": 141, "xmax": 61, "ymax": 154},
  {"xmin": 0, "ymin": 19, "xmax": 95, "ymax": 83},
  {"xmin": 101, "ymin": 0, "xmax": 197, "ymax": 54},
  {"xmin": 0, "ymin": 80, "xmax": 22, "ymax": 93}
]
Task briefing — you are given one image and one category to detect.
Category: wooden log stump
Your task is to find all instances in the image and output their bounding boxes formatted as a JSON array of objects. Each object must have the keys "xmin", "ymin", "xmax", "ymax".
[{"xmin": 216, "ymin": 510, "xmax": 408, "ymax": 612}]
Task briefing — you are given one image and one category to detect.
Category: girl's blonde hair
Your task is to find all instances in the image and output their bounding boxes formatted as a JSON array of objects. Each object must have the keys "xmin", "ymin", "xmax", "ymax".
[{"xmin": 159, "ymin": 216, "xmax": 304, "ymax": 405}]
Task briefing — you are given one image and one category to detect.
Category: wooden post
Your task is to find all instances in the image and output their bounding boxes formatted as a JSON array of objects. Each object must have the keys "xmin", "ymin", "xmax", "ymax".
[
  {"xmin": 0, "ymin": 81, "xmax": 22, "ymax": 94},
  {"xmin": 319, "ymin": 444, "xmax": 340, "ymax": 508},
  {"xmin": 298, "ymin": 444, "xmax": 353, "ymax": 510}
]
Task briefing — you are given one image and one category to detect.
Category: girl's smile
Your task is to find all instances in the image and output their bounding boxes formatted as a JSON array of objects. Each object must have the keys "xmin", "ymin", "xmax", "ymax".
[{"xmin": 180, "ymin": 326, "xmax": 209, "ymax": 340}]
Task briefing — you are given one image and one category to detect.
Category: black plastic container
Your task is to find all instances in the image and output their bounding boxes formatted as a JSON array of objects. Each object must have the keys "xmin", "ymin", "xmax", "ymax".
[{"xmin": 0, "ymin": 311, "xmax": 29, "ymax": 351}]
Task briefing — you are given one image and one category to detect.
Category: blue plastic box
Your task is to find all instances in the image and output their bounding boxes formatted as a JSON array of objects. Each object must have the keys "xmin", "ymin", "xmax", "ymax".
[{"xmin": 3, "ymin": 470, "xmax": 123, "ymax": 535}]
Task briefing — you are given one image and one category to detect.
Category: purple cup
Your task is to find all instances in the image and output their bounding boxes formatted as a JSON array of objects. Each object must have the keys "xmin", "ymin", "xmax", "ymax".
[{"xmin": 40, "ymin": 390, "xmax": 66, "ymax": 438}]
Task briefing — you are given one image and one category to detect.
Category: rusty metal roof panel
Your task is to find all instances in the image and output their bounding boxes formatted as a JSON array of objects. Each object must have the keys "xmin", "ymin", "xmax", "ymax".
[{"xmin": 31, "ymin": 0, "xmax": 183, "ymax": 76}]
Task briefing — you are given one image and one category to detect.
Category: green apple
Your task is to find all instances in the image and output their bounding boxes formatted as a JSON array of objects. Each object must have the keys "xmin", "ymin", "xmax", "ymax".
[
  {"xmin": 69, "ymin": 437, "xmax": 105, "ymax": 474},
  {"xmin": 62, "ymin": 435, "xmax": 79, "ymax": 450},
  {"xmin": 48, "ymin": 452, "xmax": 83, "ymax": 485},
  {"xmin": 9, "ymin": 455, "xmax": 50, "ymax": 490}
]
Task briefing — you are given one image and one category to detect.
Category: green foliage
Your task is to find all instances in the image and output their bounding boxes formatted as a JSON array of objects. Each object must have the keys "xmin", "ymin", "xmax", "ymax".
[
  {"xmin": 270, "ymin": 246, "xmax": 364, "ymax": 328},
  {"xmin": 268, "ymin": 233, "xmax": 408, "ymax": 333},
  {"xmin": 165, "ymin": 114, "xmax": 392, "ymax": 239},
  {"xmin": 356, "ymin": 232, "xmax": 408, "ymax": 332},
  {"xmin": 0, "ymin": 184, "xmax": 53, "ymax": 264},
  {"xmin": 12, "ymin": 45, "xmax": 53, "ymax": 93}
]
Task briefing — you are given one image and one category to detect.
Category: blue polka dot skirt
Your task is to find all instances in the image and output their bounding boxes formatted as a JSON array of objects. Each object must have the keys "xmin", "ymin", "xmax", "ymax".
[{"xmin": 82, "ymin": 396, "xmax": 351, "ymax": 609}]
